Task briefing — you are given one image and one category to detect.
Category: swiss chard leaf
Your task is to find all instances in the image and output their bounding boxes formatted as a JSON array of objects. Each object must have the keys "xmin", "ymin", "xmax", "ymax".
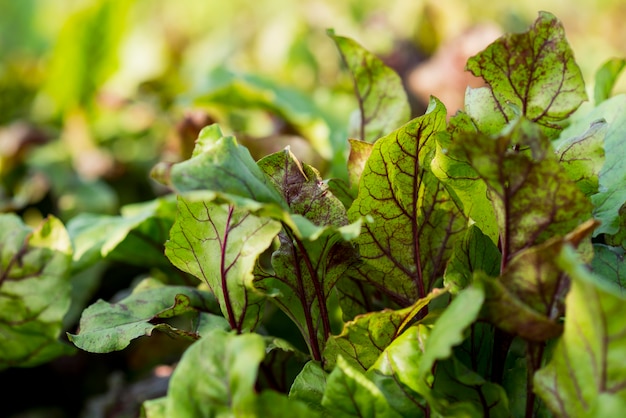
[
  {"xmin": 321, "ymin": 356, "xmax": 402, "ymax": 418},
  {"xmin": 324, "ymin": 288, "xmax": 446, "ymax": 371},
  {"xmin": 165, "ymin": 197, "xmax": 281, "ymax": 332},
  {"xmin": 534, "ymin": 245, "xmax": 626, "ymax": 416},
  {"xmin": 328, "ymin": 30, "xmax": 411, "ymax": 143},
  {"xmin": 591, "ymin": 244, "xmax": 626, "ymax": 292},
  {"xmin": 465, "ymin": 11, "xmax": 587, "ymax": 138},
  {"xmin": 290, "ymin": 360, "xmax": 328, "ymax": 415},
  {"xmin": 348, "ymin": 98, "xmax": 466, "ymax": 306},
  {"xmin": 0, "ymin": 214, "xmax": 74, "ymax": 369},
  {"xmin": 164, "ymin": 329, "xmax": 266, "ymax": 417},
  {"xmin": 447, "ymin": 117, "xmax": 592, "ymax": 263},
  {"xmin": 254, "ymin": 149, "xmax": 361, "ymax": 360},
  {"xmin": 68, "ymin": 278, "xmax": 224, "ymax": 353}
]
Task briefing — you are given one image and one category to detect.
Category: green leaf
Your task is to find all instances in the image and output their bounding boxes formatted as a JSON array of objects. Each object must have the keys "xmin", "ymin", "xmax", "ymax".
[
  {"xmin": 591, "ymin": 244, "xmax": 626, "ymax": 291},
  {"xmin": 534, "ymin": 245, "xmax": 626, "ymax": 416},
  {"xmin": 561, "ymin": 95, "xmax": 626, "ymax": 240},
  {"xmin": 165, "ymin": 329, "xmax": 266, "ymax": 417},
  {"xmin": 67, "ymin": 195, "xmax": 177, "ymax": 272},
  {"xmin": 553, "ymin": 119, "xmax": 606, "ymax": 196},
  {"xmin": 68, "ymin": 278, "xmax": 224, "ymax": 353},
  {"xmin": 448, "ymin": 117, "xmax": 592, "ymax": 262},
  {"xmin": 237, "ymin": 390, "xmax": 321, "ymax": 418},
  {"xmin": 324, "ymin": 288, "xmax": 447, "ymax": 371},
  {"xmin": 348, "ymin": 98, "xmax": 466, "ymax": 306},
  {"xmin": 321, "ymin": 356, "xmax": 402, "ymax": 418},
  {"xmin": 443, "ymin": 224, "xmax": 501, "ymax": 293},
  {"xmin": 432, "ymin": 112, "xmax": 499, "ymax": 242},
  {"xmin": 152, "ymin": 124, "xmax": 287, "ymax": 211},
  {"xmin": 290, "ymin": 361, "xmax": 329, "ymax": 415},
  {"xmin": 348, "ymin": 138, "xmax": 375, "ymax": 191},
  {"xmin": 594, "ymin": 58, "xmax": 626, "ymax": 105},
  {"xmin": 0, "ymin": 214, "xmax": 74, "ymax": 369},
  {"xmin": 466, "ymin": 11, "xmax": 587, "ymax": 138},
  {"xmin": 328, "ymin": 31, "xmax": 411, "ymax": 143},
  {"xmin": 165, "ymin": 197, "xmax": 281, "ymax": 332}
]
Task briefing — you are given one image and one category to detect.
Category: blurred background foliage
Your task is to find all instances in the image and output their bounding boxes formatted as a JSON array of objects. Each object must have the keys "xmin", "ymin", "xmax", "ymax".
[{"xmin": 1, "ymin": 0, "xmax": 625, "ymax": 417}]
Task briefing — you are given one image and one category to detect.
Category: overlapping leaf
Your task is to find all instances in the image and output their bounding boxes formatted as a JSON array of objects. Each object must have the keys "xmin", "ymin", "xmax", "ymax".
[
  {"xmin": 0, "ymin": 214, "xmax": 74, "ymax": 369},
  {"xmin": 594, "ymin": 58, "xmax": 626, "ymax": 105},
  {"xmin": 447, "ymin": 117, "xmax": 592, "ymax": 262},
  {"xmin": 329, "ymin": 31, "xmax": 411, "ymax": 143},
  {"xmin": 535, "ymin": 245, "xmax": 626, "ymax": 416},
  {"xmin": 324, "ymin": 288, "xmax": 446, "ymax": 371},
  {"xmin": 68, "ymin": 278, "xmax": 224, "ymax": 353},
  {"xmin": 348, "ymin": 98, "xmax": 466, "ymax": 306},
  {"xmin": 165, "ymin": 198, "xmax": 281, "ymax": 332},
  {"xmin": 465, "ymin": 11, "xmax": 587, "ymax": 138}
]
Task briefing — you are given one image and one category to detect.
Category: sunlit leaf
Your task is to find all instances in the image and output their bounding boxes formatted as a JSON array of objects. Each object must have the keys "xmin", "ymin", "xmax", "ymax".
[
  {"xmin": 466, "ymin": 11, "xmax": 587, "ymax": 138},
  {"xmin": 534, "ymin": 245, "xmax": 626, "ymax": 416},
  {"xmin": 165, "ymin": 197, "xmax": 281, "ymax": 332},
  {"xmin": 324, "ymin": 288, "xmax": 446, "ymax": 371},
  {"xmin": 0, "ymin": 215, "xmax": 74, "ymax": 369},
  {"xmin": 165, "ymin": 329, "xmax": 266, "ymax": 417},
  {"xmin": 255, "ymin": 148, "xmax": 360, "ymax": 360},
  {"xmin": 448, "ymin": 117, "xmax": 592, "ymax": 262},
  {"xmin": 321, "ymin": 356, "xmax": 402, "ymax": 418},
  {"xmin": 594, "ymin": 58, "xmax": 626, "ymax": 105},
  {"xmin": 68, "ymin": 278, "xmax": 224, "ymax": 353},
  {"xmin": 348, "ymin": 98, "xmax": 466, "ymax": 306},
  {"xmin": 329, "ymin": 31, "xmax": 411, "ymax": 143}
]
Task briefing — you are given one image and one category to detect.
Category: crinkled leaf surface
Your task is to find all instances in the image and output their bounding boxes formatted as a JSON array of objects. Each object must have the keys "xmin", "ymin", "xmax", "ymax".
[
  {"xmin": 348, "ymin": 98, "xmax": 466, "ymax": 306},
  {"xmin": 594, "ymin": 58, "xmax": 626, "ymax": 105},
  {"xmin": 324, "ymin": 288, "xmax": 446, "ymax": 371},
  {"xmin": 68, "ymin": 195, "xmax": 177, "ymax": 272},
  {"xmin": 466, "ymin": 11, "xmax": 587, "ymax": 138},
  {"xmin": 448, "ymin": 117, "xmax": 592, "ymax": 262},
  {"xmin": 0, "ymin": 214, "xmax": 74, "ymax": 369},
  {"xmin": 68, "ymin": 278, "xmax": 223, "ymax": 353},
  {"xmin": 432, "ymin": 112, "xmax": 499, "ymax": 242},
  {"xmin": 553, "ymin": 119, "xmax": 606, "ymax": 196},
  {"xmin": 321, "ymin": 356, "xmax": 402, "ymax": 418},
  {"xmin": 559, "ymin": 95, "xmax": 626, "ymax": 239},
  {"xmin": 165, "ymin": 329, "xmax": 266, "ymax": 418},
  {"xmin": 165, "ymin": 197, "xmax": 281, "ymax": 331},
  {"xmin": 534, "ymin": 245, "xmax": 626, "ymax": 416},
  {"xmin": 255, "ymin": 148, "xmax": 360, "ymax": 360},
  {"xmin": 329, "ymin": 31, "xmax": 410, "ymax": 143},
  {"xmin": 443, "ymin": 224, "xmax": 501, "ymax": 293}
]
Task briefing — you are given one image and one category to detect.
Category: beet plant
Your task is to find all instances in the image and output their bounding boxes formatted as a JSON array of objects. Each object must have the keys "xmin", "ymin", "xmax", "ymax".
[{"xmin": 3, "ymin": 11, "xmax": 626, "ymax": 418}]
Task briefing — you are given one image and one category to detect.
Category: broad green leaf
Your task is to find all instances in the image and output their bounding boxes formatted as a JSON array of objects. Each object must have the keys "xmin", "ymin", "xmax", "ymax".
[
  {"xmin": 152, "ymin": 124, "xmax": 287, "ymax": 211},
  {"xmin": 466, "ymin": 11, "xmax": 587, "ymax": 138},
  {"xmin": 553, "ymin": 119, "xmax": 606, "ymax": 196},
  {"xmin": 165, "ymin": 329, "xmax": 266, "ymax": 417},
  {"xmin": 255, "ymin": 149, "xmax": 360, "ymax": 359},
  {"xmin": 559, "ymin": 95, "xmax": 626, "ymax": 239},
  {"xmin": 594, "ymin": 58, "xmax": 626, "ymax": 105},
  {"xmin": 321, "ymin": 356, "xmax": 402, "ymax": 418},
  {"xmin": 67, "ymin": 195, "xmax": 177, "ymax": 272},
  {"xmin": 290, "ymin": 361, "xmax": 329, "ymax": 415},
  {"xmin": 348, "ymin": 138, "xmax": 375, "ymax": 190},
  {"xmin": 448, "ymin": 117, "xmax": 592, "ymax": 261},
  {"xmin": 0, "ymin": 214, "xmax": 74, "ymax": 369},
  {"xmin": 68, "ymin": 278, "xmax": 224, "ymax": 353},
  {"xmin": 348, "ymin": 98, "xmax": 466, "ymax": 306},
  {"xmin": 165, "ymin": 197, "xmax": 281, "ymax": 331},
  {"xmin": 237, "ymin": 390, "xmax": 320, "ymax": 418},
  {"xmin": 432, "ymin": 112, "xmax": 499, "ymax": 242},
  {"xmin": 591, "ymin": 244, "xmax": 626, "ymax": 291},
  {"xmin": 141, "ymin": 397, "xmax": 167, "ymax": 418},
  {"xmin": 324, "ymin": 288, "xmax": 447, "ymax": 371},
  {"xmin": 329, "ymin": 31, "xmax": 411, "ymax": 143},
  {"xmin": 534, "ymin": 245, "xmax": 626, "ymax": 416},
  {"xmin": 443, "ymin": 224, "xmax": 501, "ymax": 293}
]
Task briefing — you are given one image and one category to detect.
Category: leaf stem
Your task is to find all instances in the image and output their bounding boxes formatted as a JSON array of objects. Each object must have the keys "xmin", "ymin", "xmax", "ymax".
[{"xmin": 220, "ymin": 206, "xmax": 239, "ymax": 332}]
